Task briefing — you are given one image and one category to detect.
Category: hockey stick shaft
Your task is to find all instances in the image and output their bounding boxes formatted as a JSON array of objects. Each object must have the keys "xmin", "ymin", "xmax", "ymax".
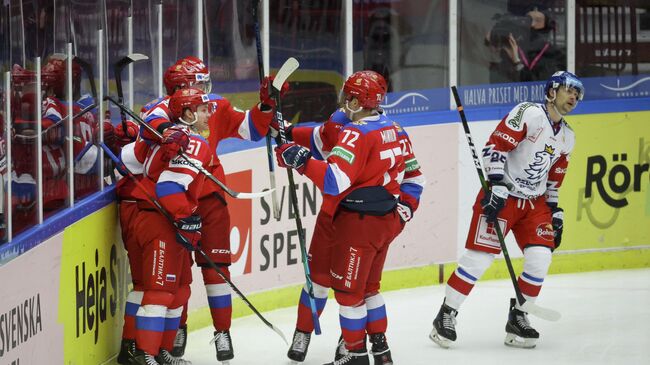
[
  {"xmin": 273, "ymin": 58, "xmax": 322, "ymax": 335},
  {"xmin": 252, "ymin": 0, "xmax": 281, "ymax": 220},
  {"xmin": 451, "ymin": 86, "xmax": 560, "ymax": 322},
  {"xmin": 104, "ymin": 95, "xmax": 273, "ymax": 200},
  {"xmin": 99, "ymin": 142, "xmax": 288, "ymax": 344}
]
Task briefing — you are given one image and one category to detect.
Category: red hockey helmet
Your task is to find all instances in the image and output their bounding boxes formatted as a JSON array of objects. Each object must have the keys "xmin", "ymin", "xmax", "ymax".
[
  {"xmin": 342, "ymin": 70, "xmax": 387, "ymax": 109},
  {"xmin": 41, "ymin": 57, "xmax": 82, "ymax": 97},
  {"xmin": 169, "ymin": 87, "xmax": 210, "ymax": 124},
  {"xmin": 163, "ymin": 56, "xmax": 211, "ymax": 95}
]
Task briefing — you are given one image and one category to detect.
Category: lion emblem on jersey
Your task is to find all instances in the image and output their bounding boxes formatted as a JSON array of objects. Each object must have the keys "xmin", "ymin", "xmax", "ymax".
[{"xmin": 524, "ymin": 144, "xmax": 555, "ymax": 182}]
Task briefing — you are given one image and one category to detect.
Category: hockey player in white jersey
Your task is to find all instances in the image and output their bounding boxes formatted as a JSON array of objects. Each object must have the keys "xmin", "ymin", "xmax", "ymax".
[{"xmin": 430, "ymin": 71, "xmax": 583, "ymax": 349}]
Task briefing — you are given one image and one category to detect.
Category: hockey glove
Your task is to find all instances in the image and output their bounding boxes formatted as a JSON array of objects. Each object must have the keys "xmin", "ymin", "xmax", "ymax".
[
  {"xmin": 275, "ymin": 143, "xmax": 311, "ymax": 175},
  {"xmin": 260, "ymin": 75, "xmax": 290, "ymax": 109},
  {"xmin": 161, "ymin": 126, "xmax": 190, "ymax": 160},
  {"xmin": 551, "ymin": 207, "xmax": 564, "ymax": 249},
  {"xmin": 480, "ymin": 182, "xmax": 509, "ymax": 224},
  {"xmin": 396, "ymin": 201, "xmax": 413, "ymax": 223},
  {"xmin": 174, "ymin": 215, "xmax": 202, "ymax": 251},
  {"xmin": 269, "ymin": 119, "xmax": 294, "ymax": 144},
  {"xmin": 114, "ymin": 120, "xmax": 139, "ymax": 147}
]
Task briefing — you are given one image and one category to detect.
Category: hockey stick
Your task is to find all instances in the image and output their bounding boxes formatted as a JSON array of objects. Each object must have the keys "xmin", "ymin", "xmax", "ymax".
[
  {"xmin": 252, "ymin": 0, "xmax": 281, "ymax": 220},
  {"xmin": 273, "ymin": 57, "xmax": 322, "ymax": 335},
  {"xmin": 114, "ymin": 53, "xmax": 149, "ymax": 132},
  {"xmin": 104, "ymin": 95, "xmax": 273, "ymax": 200},
  {"xmin": 99, "ymin": 142, "xmax": 288, "ymax": 345},
  {"xmin": 451, "ymin": 86, "xmax": 561, "ymax": 322}
]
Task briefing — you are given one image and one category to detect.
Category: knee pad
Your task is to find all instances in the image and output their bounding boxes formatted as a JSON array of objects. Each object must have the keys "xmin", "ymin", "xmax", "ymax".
[
  {"xmin": 334, "ymin": 290, "xmax": 365, "ymax": 308},
  {"xmin": 202, "ymin": 265, "xmax": 230, "ymax": 284},
  {"xmin": 170, "ymin": 285, "xmax": 191, "ymax": 308},
  {"xmin": 309, "ymin": 281, "xmax": 329, "ymax": 299},
  {"xmin": 522, "ymin": 246, "xmax": 552, "ymax": 278},
  {"xmin": 458, "ymin": 249, "xmax": 495, "ymax": 280}
]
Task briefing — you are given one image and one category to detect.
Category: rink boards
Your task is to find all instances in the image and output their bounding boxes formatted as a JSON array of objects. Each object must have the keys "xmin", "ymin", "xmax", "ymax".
[{"xmin": 0, "ymin": 102, "xmax": 648, "ymax": 364}]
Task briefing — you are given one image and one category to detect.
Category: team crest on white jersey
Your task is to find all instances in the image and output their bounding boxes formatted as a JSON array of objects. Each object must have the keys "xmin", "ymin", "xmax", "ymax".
[{"xmin": 524, "ymin": 144, "xmax": 555, "ymax": 182}]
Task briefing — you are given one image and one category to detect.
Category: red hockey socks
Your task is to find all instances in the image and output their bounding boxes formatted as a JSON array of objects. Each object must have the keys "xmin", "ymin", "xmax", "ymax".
[
  {"xmin": 135, "ymin": 290, "xmax": 174, "ymax": 355},
  {"xmin": 295, "ymin": 282, "xmax": 329, "ymax": 333},
  {"xmin": 365, "ymin": 293, "xmax": 387, "ymax": 334},
  {"xmin": 202, "ymin": 266, "xmax": 232, "ymax": 331},
  {"xmin": 161, "ymin": 285, "xmax": 190, "ymax": 351},
  {"xmin": 122, "ymin": 290, "xmax": 143, "ymax": 340}
]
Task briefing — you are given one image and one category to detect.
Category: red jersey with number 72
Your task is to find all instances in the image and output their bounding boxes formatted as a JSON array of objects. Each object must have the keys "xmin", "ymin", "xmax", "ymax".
[{"xmin": 304, "ymin": 113, "xmax": 404, "ymax": 216}]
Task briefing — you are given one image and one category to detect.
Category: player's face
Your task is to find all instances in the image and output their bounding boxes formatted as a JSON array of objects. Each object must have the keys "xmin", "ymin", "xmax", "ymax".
[
  {"xmin": 192, "ymin": 104, "xmax": 210, "ymax": 132},
  {"xmin": 554, "ymin": 87, "xmax": 579, "ymax": 115}
]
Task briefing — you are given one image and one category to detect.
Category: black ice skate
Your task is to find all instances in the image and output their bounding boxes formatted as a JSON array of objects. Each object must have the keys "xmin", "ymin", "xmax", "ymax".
[
  {"xmin": 132, "ymin": 348, "xmax": 161, "ymax": 365},
  {"xmin": 211, "ymin": 330, "xmax": 234, "ymax": 363},
  {"xmin": 429, "ymin": 300, "xmax": 458, "ymax": 348},
  {"xmin": 288, "ymin": 329, "xmax": 312, "ymax": 363},
  {"xmin": 323, "ymin": 348, "xmax": 370, "ymax": 365},
  {"xmin": 117, "ymin": 338, "xmax": 136, "ymax": 364},
  {"xmin": 155, "ymin": 349, "xmax": 192, "ymax": 365},
  {"xmin": 170, "ymin": 324, "xmax": 187, "ymax": 357},
  {"xmin": 504, "ymin": 298, "xmax": 539, "ymax": 349},
  {"xmin": 369, "ymin": 333, "xmax": 393, "ymax": 365},
  {"xmin": 334, "ymin": 335, "xmax": 347, "ymax": 361}
]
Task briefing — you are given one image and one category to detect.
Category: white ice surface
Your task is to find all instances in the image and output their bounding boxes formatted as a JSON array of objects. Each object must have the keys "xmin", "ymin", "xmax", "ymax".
[{"xmin": 184, "ymin": 269, "xmax": 650, "ymax": 365}]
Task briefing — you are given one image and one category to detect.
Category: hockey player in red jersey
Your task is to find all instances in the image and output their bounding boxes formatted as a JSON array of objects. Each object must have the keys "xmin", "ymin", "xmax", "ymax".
[
  {"xmin": 430, "ymin": 71, "xmax": 582, "ymax": 349},
  {"xmin": 276, "ymin": 71, "xmax": 425, "ymax": 365},
  {"xmin": 117, "ymin": 55, "xmax": 288, "ymax": 364},
  {"xmin": 276, "ymin": 71, "xmax": 406, "ymax": 365},
  {"xmin": 129, "ymin": 87, "xmax": 212, "ymax": 365},
  {"xmin": 40, "ymin": 56, "xmax": 103, "ymax": 200}
]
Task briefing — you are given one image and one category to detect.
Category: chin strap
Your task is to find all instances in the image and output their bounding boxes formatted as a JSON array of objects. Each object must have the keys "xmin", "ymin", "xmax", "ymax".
[{"xmin": 344, "ymin": 100, "xmax": 362, "ymax": 117}]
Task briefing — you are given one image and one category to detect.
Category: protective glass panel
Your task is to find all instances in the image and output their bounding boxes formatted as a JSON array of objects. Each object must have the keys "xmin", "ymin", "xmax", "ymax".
[
  {"xmin": 203, "ymin": 0, "xmax": 264, "ymax": 110},
  {"xmin": 459, "ymin": 0, "xmax": 567, "ymax": 107},
  {"xmin": 575, "ymin": 1, "xmax": 650, "ymax": 100},
  {"xmin": 353, "ymin": 0, "xmax": 449, "ymax": 95},
  {"xmin": 269, "ymin": 0, "xmax": 345, "ymax": 123}
]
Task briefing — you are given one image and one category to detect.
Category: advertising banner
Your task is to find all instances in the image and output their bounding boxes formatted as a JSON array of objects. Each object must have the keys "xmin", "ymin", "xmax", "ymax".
[{"xmin": 560, "ymin": 110, "xmax": 650, "ymax": 250}]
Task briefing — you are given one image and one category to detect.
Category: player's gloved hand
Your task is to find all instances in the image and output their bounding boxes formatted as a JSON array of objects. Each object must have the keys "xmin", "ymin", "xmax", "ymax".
[
  {"xmin": 174, "ymin": 215, "xmax": 202, "ymax": 251},
  {"xmin": 114, "ymin": 120, "xmax": 139, "ymax": 147},
  {"xmin": 396, "ymin": 201, "xmax": 413, "ymax": 223},
  {"xmin": 551, "ymin": 206, "xmax": 564, "ymax": 249},
  {"xmin": 275, "ymin": 143, "xmax": 311, "ymax": 175},
  {"xmin": 260, "ymin": 75, "xmax": 290, "ymax": 109},
  {"xmin": 480, "ymin": 181, "xmax": 509, "ymax": 224},
  {"xmin": 161, "ymin": 126, "xmax": 190, "ymax": 160},
  {"xmin": 268, "ymin": 119, "xmax": 293, "ymax": 144}
]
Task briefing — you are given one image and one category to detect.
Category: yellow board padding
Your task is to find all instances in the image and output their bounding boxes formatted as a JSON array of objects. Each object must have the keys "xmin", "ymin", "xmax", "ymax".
[
  {"xmin": 187, "ymin": 247, "xmax": 650, "ymax": 331},
  {"xmin": 59, "ymin": 203, "xmax": 129, "ymax": 365}
]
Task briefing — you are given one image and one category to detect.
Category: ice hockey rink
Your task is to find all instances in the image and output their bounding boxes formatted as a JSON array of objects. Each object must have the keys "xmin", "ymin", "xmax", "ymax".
[{"xmin": 181, "ymin": 269, "xmax": 650, "ymax": 365}]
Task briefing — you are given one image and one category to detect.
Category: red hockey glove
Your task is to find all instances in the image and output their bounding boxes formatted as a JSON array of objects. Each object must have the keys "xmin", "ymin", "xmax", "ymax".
[
  {"xmin": 114, "ymin": 120, "xmax": 139, "ymax": 147},
  {"xmin": 260, "ymin": 75, "xmax": 290, "ymax": 109},
  {"xmin": 480, "ymin": 182, "xmax": 509, "ymax": 224},
  {"xmin": 102, "ymin": 120, "xmax": 117, "ymax": 151},
  {"xmin": 174, "ymin": 215, "xmax": 202, "ymax": 251},
  {"xmin": 275, "ymin": 143, "xmax": 311, "ymax": 175},
  {"xmin": 161, "ymin": 126, "xmax": 190, "ymax": 160}
]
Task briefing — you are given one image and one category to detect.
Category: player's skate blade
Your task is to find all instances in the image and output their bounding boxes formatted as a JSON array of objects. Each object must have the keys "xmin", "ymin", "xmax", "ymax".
[
  {"xmin": 504, "ymin": 332, "xmax": 537, "ymax": 349},
  {"xmin": 429, "ymin": 327, "xmax": 453, "ymax": 349}
]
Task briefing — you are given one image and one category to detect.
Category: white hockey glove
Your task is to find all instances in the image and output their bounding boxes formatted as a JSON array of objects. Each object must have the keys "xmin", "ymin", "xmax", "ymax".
[{"xmin": 396, "ymin": 201, "xmax": 413, "ymax": 223}]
